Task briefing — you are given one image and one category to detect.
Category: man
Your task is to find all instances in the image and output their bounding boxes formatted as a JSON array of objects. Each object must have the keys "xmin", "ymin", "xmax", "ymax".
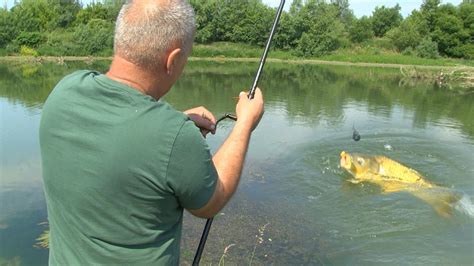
[{"xmin": 39, "ymin": 0, "xmax": 264, "ymax": 264}]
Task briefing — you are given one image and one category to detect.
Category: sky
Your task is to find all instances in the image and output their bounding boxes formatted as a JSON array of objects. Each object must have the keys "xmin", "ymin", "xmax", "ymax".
[
  {"xmin": 262, "ymin": 0, "xmax": 463, "ymax": 17},
  {"xmin": 4, "ymin": 0, "xmax": 464, "ymax": 18}
]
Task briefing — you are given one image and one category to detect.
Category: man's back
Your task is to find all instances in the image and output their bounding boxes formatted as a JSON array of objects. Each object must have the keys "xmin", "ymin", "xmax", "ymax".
[{"xmin": 40, "ymin": 71, "xmax": 217, "ymax": 264}]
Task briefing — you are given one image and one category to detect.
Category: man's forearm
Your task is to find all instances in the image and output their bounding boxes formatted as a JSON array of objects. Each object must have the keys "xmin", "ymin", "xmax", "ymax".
[
  {"xmin": 188, "ymin": 122, "xmax": 253, "ymax": 218},
  {"xmin": 212, "ymin": 121, "xmax": 252, "ymax": 203}
]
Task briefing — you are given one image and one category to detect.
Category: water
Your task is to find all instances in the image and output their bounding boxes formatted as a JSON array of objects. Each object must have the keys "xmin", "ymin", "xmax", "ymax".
[{"xmin": 0, "ymin": 60, "xmax": 473, "ymax": 265}]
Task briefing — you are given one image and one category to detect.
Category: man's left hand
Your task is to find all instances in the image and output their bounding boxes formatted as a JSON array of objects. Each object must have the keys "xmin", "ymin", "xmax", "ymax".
[{"xmin": 184, "ymin": 106, "xmax": 217, "ymax": 137}]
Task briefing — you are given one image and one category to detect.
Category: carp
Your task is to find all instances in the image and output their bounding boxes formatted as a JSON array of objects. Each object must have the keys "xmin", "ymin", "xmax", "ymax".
[{"xmin": 339, "ymin": 151, "xmax": 460, "ymax": 217}]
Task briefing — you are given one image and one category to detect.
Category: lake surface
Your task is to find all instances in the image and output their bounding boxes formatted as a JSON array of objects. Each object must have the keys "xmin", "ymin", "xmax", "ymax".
[{"xmin": 0, "ymin": 60, "xmax": 473, "ymax": 265}]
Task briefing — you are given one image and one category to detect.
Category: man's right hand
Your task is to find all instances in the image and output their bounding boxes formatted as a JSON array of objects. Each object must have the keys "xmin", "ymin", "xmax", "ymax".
[
  {"xmin": 235, "ymin": 87, "xmax": 264, "ymax": 131},
  {"xmin": 188, "ymin": 87, "xmax": 264, "ymax": 219}
]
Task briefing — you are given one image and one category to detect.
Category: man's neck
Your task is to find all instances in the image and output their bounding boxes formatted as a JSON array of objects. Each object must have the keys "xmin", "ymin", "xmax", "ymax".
[{"xmin": 106, "ymin": 55, "xmax": 167, "ymax": 100}]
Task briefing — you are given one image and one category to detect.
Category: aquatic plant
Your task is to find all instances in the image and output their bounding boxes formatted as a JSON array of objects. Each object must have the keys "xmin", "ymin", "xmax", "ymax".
[
  {"xmin": 249, "ymin": 223, "xmax": 270, "ymax": 265},
  {"xmin": 399, "ymin": 66, "xmax": 474, "ymax": 93},
  {"xmin": 34, "ymin": 222, "xmax": 49, "ymax": 249},
  {"xmin": 437, "ymin": 68, "xmax": 474, "ymax": 92},
  {"xmin": 218, "ymin": 243, "xmax": 236, "ymax": 266}
]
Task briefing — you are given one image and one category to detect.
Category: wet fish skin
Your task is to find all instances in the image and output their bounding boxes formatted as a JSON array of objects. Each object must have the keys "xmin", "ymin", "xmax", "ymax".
[{"xmin": 339, "ymin": 151, "xmax": 460, "ymax": 217}]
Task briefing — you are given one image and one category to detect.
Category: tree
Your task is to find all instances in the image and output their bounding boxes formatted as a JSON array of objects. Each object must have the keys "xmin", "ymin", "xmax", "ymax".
[
  {"xmin": 415, "ymin": 37, "xmax": 439, "ymax": 58},
  {"xmin": 296, "ymin": 2, "xmax": 347, "ymax": 56},
  {"xmin": 10, "ymin": 0, "xmax": 53, "ymax": 32},
  {"xmin": 349, "ymin": 16, "xmax": 373, "ymax": 43},
  {"xmin": 431, "ymin": 5, "xmax": 470, "ymax": 57},
  {"xmin": 421, "ymin": 0, "xmax": 441, "ymax": 32},
  {"xmin": 190, "ymin": 0, "xmax": 217, "ymax": 43},
  {"xmin": 228, "ymin": 0, "xmax": 273, "ymax": 46},
  {"xmin": 74, "ymin": 18, "xmax": 114, "ymax": 55},
  {"xmin": 330, "ymin": 0, "xmax": 354, "ymax": 26},
  {"xmin": 386, "ymin": 15, "xmax": 423, "ymax": 52},
  {"xmin": 274, "ymin": 12, "xmax": 298, "ymax": 50},
  {"xmin": 49, "ymin": 0, "xmax": 81, "ymax": 28},
  {"xmin": 459, "ymin": 2, "xmax": 474, "ymax": 43},
  {"xmin": 372, "ymin": 4, "xmax": 402, "ymax": 37},
  {"xmin": 0, "ymin": 8, "xmax": 15, "ymax": 47},
  {"xmin": 75, "ymin": 2, "xmax": 109, "ymax": 25}
]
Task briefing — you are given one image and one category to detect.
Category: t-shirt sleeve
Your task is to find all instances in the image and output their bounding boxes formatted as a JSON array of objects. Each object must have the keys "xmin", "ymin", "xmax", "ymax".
[{"xmin": 166, "ymin": 120, "xmax": 218, "ymax": 210}]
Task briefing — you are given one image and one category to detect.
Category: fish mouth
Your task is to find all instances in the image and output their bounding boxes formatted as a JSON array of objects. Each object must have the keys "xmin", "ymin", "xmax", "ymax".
[{"xmin": 340, "ymin": 151, "xmax": 351, "ymax": 169}]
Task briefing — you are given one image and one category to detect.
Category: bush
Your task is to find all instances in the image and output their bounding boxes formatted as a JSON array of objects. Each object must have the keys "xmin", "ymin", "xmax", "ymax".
[
  {"xmin": 37, "ymin": 29, "xmax": 83, "ymax": 56},
  {"xmin": 295, "ymin": 4, "xmax": 347, "ymax": 57},
  {"xmin": 349, "ymin": 16, "xmax": 374, "ymax": 43},
  {"xmin": 371, "ymin": 37, "xmax": 395, "ymax": 50},
  {"xmin": 14, "ymin": 31, "xmax": 45, "ymax": 48},
  {"xmin": 20, "ymin": 46, "xmax": 39, "ymax": 57},
  {"xmin": 74, "ymin": 19, "xmax": 114, "ymax": 55},
  {"xmin": 449, "ymin": 43, "xmax": 474, "ymax": 60},
  {"xmin": 386, "ymin": 21, "xmax": 422, "ymax": 52},
  {"xmin": 5, "ymin": 43, "xmax": 19, "ymax": 54},
  {"xmin": 402, "ymin": 47, "xmax": 416, "ymax": 56},
  {"xmin": 415, "ymin": 38, "xmax": 439, "ymax": 59}
]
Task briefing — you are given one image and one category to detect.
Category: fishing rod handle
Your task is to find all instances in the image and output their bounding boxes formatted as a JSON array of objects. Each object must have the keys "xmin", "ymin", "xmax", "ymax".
[
  {"xmin": 192, "ymin": 218, "xmax": 214, "ymax": 265},
  {"xmin": 249, "ymin": 0, "xmax": 285, "ymax": 100}
]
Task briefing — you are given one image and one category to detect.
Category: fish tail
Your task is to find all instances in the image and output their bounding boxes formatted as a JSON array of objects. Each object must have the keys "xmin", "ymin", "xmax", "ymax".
[{"xmin": 412, "ymin": 189, "xmax": 461, "ymax": 218}]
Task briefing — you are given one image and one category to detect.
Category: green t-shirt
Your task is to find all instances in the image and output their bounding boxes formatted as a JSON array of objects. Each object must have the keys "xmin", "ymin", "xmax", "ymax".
[{"xmin": 39, "ymin": 70, "xmax": 217, "ymax": 265}]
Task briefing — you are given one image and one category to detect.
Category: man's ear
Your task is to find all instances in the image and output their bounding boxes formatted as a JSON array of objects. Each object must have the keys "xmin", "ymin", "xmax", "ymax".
[{"xmin": 165, "ymin": 48, "xmax": 182, "ymax": 75}]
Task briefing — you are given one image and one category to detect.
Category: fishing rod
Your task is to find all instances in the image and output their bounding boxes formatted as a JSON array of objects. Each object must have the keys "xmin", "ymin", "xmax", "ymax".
[{"xmin": 192, "ymin": 1, "xmax": 285, "ymax": 265}]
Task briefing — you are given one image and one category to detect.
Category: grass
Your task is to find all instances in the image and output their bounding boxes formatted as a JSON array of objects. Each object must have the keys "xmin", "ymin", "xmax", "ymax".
[
  {"xmin": 2, "ymin": 42, "xmax": 473, "ymax": 68},
  {"xmin": 191, "ymin": 42, "xmax": 474, "ymax": 67},
  {"xmin": 320, "ymin": 48, "xmax": 474, "ymax": 67}
]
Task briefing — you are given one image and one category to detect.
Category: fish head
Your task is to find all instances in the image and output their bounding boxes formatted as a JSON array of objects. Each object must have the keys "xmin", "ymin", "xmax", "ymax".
[{"xmin": 340, "ymin": 151, "xmax": 375, "ymax": 179}]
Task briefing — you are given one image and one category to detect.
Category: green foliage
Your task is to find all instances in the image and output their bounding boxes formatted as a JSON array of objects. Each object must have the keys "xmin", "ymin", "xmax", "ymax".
[
  {"xmin": 50, "ymin": 0, "xmax": 81, "ymax": 28},
  {"xmin": 74, "ymin": 19, "xmax": 114, "ymax": 55},
  {"xmin": 421, "ymin": 0, "xmax": 441, "ymax": 32},
  {"xmin": 75, "ymin": 2, "xmax": 109, "ymax": 25},
  {"xmin": 191, "ymin": 0, "xmax": 274, "ymax": 46},
  {"xmin": 372, "ymin": 4, "xmax": 403, "ymax": 37},
  {"xmin": 402, "ymin": 47, "xmax": 416, "ymax": 56},
  {"xmin": 0, "ymin": 8, "xmax": 16, "ymax": 47},
  {"xmin": 14, "ymin": 31, "xmax": 44, "ymax": 48},
  {"xmin": 386, "ymin": 18, "xmax": 422, "ymax": 51},
  {"xmin": 37, "ymin": 29, "xmax": 82, "ymax": 56},
  {"xmin": 19, "ymin": 46, "xmax": 39, "ymax": 57},
  {"xmin": 449, "ymin": 43, "xmax": 474, "ymax": 60},
  {"xmin": 294, "ymin": 1, "xmax": 349, "ymax": 56},
  {"xmin": 431, "ymin": 8, "xmax": 469, "ymax": 57},
  {"xmin": 11, "ymin": 0, "xmax": 58, "ymax": 32},
  {"xmin": 459, "ymin": 3, "xmax": 474, "ymax": 42},
  {"xmin": 0, "ymin": 0, "xmax": 472, "ymax": 61},
  {"xmin": 349, "ymin": 16, "xmax": 374, "ymax": 43},
  {"xmin": 415, "ymin": 37, "xmax": 440, "ymax": 58}
]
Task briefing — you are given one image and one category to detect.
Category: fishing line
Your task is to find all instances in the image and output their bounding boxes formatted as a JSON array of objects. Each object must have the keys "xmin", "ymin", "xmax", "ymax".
[{"xmin": 192, "ymin": 1, "xmax": 285, "ymax": 265}]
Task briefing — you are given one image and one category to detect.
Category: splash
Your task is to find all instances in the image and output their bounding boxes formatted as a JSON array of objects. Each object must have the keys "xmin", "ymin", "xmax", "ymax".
[{"xmin": 454, "ymin": 195, "xmax": 474, "ymax": 218}]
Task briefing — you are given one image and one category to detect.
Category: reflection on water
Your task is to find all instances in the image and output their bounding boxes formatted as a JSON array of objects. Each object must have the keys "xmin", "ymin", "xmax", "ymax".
[{"xmin": 0, "ymin": 61, "xmax": 473, "ymax": 265}]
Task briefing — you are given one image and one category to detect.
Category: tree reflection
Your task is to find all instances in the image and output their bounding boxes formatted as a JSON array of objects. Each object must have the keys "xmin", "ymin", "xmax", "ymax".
[{"xmin": 0, "ymin": 60, "xmax": 472, "ymax": 138}]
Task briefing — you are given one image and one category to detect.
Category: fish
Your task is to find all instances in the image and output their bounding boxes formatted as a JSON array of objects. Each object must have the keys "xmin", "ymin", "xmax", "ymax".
[
  {"xmin": 339, "ymin": 151, "xmax": 460, "ymax": 217},
  {"xmin": 352, "ymin": 126, "xmax": 361, "ymax": 141}
]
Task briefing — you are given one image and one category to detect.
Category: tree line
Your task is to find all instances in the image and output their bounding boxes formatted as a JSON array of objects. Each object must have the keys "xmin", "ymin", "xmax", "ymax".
[{"xmin": 0, "ymin": 0, "xmax": 473, "ymax": 59}]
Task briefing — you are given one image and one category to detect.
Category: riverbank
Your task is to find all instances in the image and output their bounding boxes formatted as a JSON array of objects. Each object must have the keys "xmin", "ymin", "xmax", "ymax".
[
  {"xmin": 191, "ymin": 43, "xmax": 474, "ymax": 68},
  {"xmin": 1, "ymin": 55, "xmax": 473, "ymax": 71}
]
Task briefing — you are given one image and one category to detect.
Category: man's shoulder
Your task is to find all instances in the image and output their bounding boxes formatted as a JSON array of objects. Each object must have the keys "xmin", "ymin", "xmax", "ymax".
[{"xmin": 56, "ymin": 70, "xmax": 98, "ymax": 87}]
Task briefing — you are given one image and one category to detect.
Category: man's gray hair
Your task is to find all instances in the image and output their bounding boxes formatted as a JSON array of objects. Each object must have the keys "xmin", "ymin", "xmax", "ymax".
[{"xmin": 114, "ymin": 0, "xmax": 195, "ymax": 69}]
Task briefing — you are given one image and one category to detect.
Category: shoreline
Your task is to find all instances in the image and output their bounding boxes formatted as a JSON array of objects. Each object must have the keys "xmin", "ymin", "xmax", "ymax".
[{"xmin": 0, "ymin": 56, "xmax": 472, "ymax": 70}]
